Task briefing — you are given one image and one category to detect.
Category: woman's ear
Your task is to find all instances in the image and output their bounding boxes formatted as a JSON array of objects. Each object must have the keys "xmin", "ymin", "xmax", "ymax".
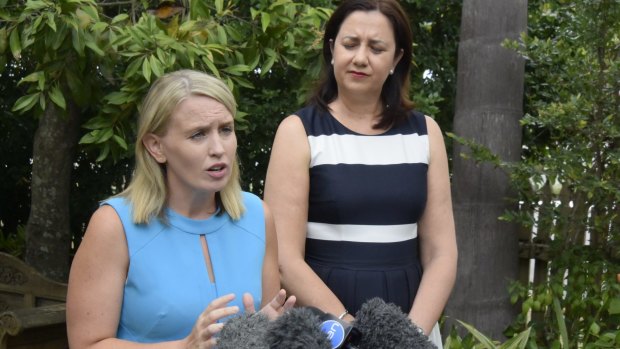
[
  {"xmin": 143, "ymin": 133, "xmax": 166, "ymax": 164},
  {"xmin": 393, "ymin": 48, "xmax": 404, "ymax": 70}
]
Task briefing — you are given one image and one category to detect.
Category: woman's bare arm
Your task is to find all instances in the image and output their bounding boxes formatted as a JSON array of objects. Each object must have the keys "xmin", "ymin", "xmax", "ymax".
[
  {"xmin": 264, "ymin": 115, "xmax": 351, "ymax": 319},
  {"xmin": 408, "ymin": 116, "xmax": 458, "ymax": 334}
]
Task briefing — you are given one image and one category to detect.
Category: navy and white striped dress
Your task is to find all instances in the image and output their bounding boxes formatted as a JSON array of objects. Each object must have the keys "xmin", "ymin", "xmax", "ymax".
[{"xmin": 298, "ymin": 105, "xmax": 429, "ymax": 316}]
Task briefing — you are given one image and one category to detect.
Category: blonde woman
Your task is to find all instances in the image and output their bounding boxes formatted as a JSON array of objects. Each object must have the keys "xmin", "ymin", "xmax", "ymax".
[{"xmin": 67, "ymin": 70, "xmax": 294, "ymax": 348}]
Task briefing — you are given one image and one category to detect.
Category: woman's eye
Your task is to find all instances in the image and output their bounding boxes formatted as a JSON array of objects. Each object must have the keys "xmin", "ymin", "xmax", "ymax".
[
  {"xmin": 190, "ymin": 131, "xmax": 205, "ymax": 140},
  {"xmin": 221, "ymin": 126, "xmax": 234, "ymax": 134},
  {"xmin": 371, "ymin": 47, "xmax": 385, "ymax": 54}
]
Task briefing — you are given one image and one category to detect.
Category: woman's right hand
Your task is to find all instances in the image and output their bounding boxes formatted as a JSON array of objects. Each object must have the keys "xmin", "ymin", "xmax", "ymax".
[
  {"xmin": 242, "ymin": 289, "xmax": 297, "ymax": 320},
  {"xmin": 183, "ymin": 293, "xmax": 239, "ymax": 349}
]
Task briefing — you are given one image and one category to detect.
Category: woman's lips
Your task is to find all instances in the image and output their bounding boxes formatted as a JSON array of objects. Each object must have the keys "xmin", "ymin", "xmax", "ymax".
[
  {"xmin": 206, "ymin": 164, "xmax": 228, "ymax": 179},
  {"xmin": 349, "ymin": 71, "xmax": 368, "ymax": 77}
]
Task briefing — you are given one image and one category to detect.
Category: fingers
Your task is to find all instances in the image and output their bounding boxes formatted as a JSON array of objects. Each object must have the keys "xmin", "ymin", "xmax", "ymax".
[
  {"xmin": 204, "ymin": 293, "xmax": 236, "ymax": 313},
  {"xmin": 198, "ymin": 322, "xmax": 224, "ymax": 341},
  {"xmin": 198, "ymin": 294, "xmax": 238, "ymax": 336},
  {"xmin": 242, "ymin": 292, "xmax": 256, "ymax": 314},
  {"xmin": 187, "ymin": 296, "xmax": 239, "ymax": 348},
  {"xmin": 199, "ymin": 303, "xmax": 239, "ymax": 326},
  {"xmin": 258, "ymin": 289, "xmax": 296, "ymax": 320},
  {"xmin": 281, "ymin": 294, "xmax": 296, "ymax": 312},
  {"xmin": 269, "ymin": 289, "xmax": 287, "ymax": 308}
]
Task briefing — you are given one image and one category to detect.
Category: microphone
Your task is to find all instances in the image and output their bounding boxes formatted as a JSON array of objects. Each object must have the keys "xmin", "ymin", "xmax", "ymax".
[
  {"xmin": 216, "ymin": 312, "xmax": 269, "ymax": 349},
  {"xmin": 352, "ymin": 297, "xmax": 437, "ymax": 349},
  {"xmin": 217, "ymin": 308, "xmax": 334, "ymax": 349},
  {"xmin": 304, "ymin": 307, "xmax": 361, "ymax": 349},
  {"xmin": 217, "ymin": 298, "xmax": 436, "ymax": 349},
  {"xmin": 265, "ymin": 307, "xmax": 333, "ymax": 348}
]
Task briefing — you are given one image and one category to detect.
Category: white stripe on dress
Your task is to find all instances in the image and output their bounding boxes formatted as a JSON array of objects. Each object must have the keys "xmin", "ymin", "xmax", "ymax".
[
  {"xmin": 307, "ymin": 222, "xmax": 418, "ymax": 243},
  {"xmin": 308, "ymin": 133, "xmax": 429, "ymax": 167}
]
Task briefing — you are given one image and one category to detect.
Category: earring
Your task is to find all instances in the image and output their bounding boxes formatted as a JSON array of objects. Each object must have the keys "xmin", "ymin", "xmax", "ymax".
[
  {"xmin": 331, "ymin": 58, "xmax": 334, "ymax": 65},
  {"xmin": 389, "ymin": 69, "xmax": 394, "ymax": 75}
]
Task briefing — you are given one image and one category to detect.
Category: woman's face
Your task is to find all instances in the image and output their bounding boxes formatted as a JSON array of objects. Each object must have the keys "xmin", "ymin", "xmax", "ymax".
[
  {"xmin": 331, "ymin": 10, "xmax": 402, "ymax": 98},
  {"xmin": 146, "ymin": 95, "xmax": 237, "ymax": 199}
]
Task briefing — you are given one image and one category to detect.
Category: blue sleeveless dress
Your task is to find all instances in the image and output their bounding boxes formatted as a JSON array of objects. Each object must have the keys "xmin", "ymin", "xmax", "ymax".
[
  {"xmin": 298, "ymin": 105, "xmax": 429, "ymax": 316},
  {"xmin": 104, "ymin": 192, "xmax": 265, "ymax": 343}
]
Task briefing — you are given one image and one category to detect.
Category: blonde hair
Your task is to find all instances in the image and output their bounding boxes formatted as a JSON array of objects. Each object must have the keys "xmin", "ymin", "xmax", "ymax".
[{"xmin": 120, "ymin": 70, "xmax": 244, "ymax": 223}]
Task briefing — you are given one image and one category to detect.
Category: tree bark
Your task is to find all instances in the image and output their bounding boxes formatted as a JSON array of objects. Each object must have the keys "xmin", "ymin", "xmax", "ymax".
[
  {"xmin": 25, "ymin": 101, "xmax": 80, "ymax": 282},
  {"xmin": 444, "ymin": 0, "xmax": 527, "ymax": 340}
]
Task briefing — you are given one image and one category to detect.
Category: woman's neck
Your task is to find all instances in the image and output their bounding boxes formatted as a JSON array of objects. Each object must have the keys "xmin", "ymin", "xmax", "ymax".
[
  {"xmin": 332, "ymin": 94, "xmax": 382, "ymax": 120},
  {"xmin": 329, "ymin": 97, "xmax": 386, "ymax": 134},
  {"xmin": 166, "ymin": 191, "xmax": 218, "ymax": 220}
]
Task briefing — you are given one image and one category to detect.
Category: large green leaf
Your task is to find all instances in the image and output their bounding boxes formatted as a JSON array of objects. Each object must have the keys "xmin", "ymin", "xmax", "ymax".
[
  {"xmin": 85, "ymin": 39, "xmax": 105, "ymax": 56},
  {"xmin": 261, "ymin": 48, "xmax": 277, "ymax": 76},
  {"xmin": 71, "ymin": 28, "xmax": 85, "ymax": 55},
  {"xmin": 261, "ymin": 12, "xmax": 271, "ymax": 32},
  {"xmin": 45, "ymin": 12, "xmax": 56, "ymax": 32},
  {"xmin": 12, "ymin": 93, "xmax": 40, "ymax": 113},
  {"xmin": 215, "ymin": 0, "xmax": 224, "ymax": 14},
  {"xmin": 149, "ymin": 55, "xmax": 163, "ymax": 78},
  {"xmin": 82, "ymin": 116, "xmax": 112, "ymax": 130},
  {"xmin": 112, "ymin": 135, "xmax": 128, "ymax": 151},
  {"xmin": 48, "ymin": 85, "xmax": 66, "ymax": 110},
  {"xmin": 25, "ymin": 0, "xmax": 49, "ymax": 11},
  {"xmin": 457, "ymin": 320, "xmax": 498, "ymax": 349},
  {"xmin": 222, "ymin": 64, "xmax": 251, "ymax": 76},
  {"xmin": 9, "ymin": 29, "xmax": 21, "ymax": 59},
  {"xmin": 500, "ymin": 327, "xmax": 531, "ymax": 349}
]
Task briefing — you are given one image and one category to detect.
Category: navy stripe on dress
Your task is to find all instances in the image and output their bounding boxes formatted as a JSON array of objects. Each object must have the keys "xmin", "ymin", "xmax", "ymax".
[{"xmin": 308, "ymin": 163, "xmax": 427, "ymax": 226}]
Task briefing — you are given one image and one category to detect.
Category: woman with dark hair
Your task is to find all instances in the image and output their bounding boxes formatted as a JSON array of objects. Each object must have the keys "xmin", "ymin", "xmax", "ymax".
[{"xmin": 264, "ymin": 0, "xmax": 457, "ymax": 347}]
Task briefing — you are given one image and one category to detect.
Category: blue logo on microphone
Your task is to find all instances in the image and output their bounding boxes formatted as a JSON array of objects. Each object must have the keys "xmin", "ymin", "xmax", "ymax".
[{"xmin": 320, "ymin": 320, "xmax": 345, "ymax": 348}]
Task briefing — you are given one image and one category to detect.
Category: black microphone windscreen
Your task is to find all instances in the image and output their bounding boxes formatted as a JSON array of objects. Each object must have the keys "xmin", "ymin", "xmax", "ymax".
[
  {"xmin": 265, "ymin": 307, "xmax": 333, "ymax": 349},
  {"xmin": 217, "ymin": 313, "xmax": 269, "ymax": 349},
  {"xmin": 354, "ymin": 298, "xmax": 437, "ymax": 349}
]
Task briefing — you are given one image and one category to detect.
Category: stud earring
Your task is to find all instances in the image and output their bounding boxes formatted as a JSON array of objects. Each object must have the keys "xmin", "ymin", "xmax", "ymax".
[
  {"xmin": 389, "ymin": 69, "xmax": 394, "ymax": 75},
  {"xmin": 331, "ymin": 58, "xmax": 334, "ymax": 65}
]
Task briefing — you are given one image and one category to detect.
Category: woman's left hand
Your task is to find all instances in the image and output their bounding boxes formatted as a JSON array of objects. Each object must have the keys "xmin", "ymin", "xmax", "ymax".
[{"xmin": 243, "ymin": 289, "xmax": 296, "ymax": 320}]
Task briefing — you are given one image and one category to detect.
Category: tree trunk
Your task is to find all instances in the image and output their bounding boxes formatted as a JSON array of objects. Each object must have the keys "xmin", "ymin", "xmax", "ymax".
[
  {"xmin": 25, "ymin": 101, "xmax": 80, "ymax": 282},
  {"xmin": 444, "ymin": 0, "xmax": 527, "ymax": 340}
]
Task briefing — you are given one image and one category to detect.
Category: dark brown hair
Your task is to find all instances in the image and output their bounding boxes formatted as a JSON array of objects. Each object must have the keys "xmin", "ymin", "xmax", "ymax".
[{"xmin": 309, "ymin": 0, "xmax": 414, "ymax": 129}]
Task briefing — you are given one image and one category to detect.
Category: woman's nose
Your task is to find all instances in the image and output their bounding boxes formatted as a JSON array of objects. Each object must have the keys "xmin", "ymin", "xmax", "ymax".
[
  {"xmin": 352, "ymin": 47, "xmax": 369, "ymax": 66},
  {"xmin": 208, "ymin": 135, "xmax": 225, "ymax": 156}
]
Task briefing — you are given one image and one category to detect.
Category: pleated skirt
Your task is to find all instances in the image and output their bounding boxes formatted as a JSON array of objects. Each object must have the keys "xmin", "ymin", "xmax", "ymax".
[{"xmin": 305, "ymin": 238, "xmax": 422, "ymax": 316}]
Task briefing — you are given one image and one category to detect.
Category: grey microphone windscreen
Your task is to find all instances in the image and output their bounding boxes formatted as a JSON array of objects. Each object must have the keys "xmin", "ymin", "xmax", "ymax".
[{"xmin": 354, "ymin": 298, "xmax": 437, "ymax": 349}]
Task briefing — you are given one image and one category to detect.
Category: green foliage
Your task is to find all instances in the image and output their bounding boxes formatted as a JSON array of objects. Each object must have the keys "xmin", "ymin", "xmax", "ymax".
[
  {"xmin": 507, "ymin": 1, "xmax": 619, "ymax": 346},
  {"xmin": 2, "ymin": 0, "xmax": 106, "ymax": 117},
  {"xmin": 76, "ymin": 0, "xmax": 331, "ymax": 164},
  {"xmin": 1, "ymin": 0, "xmax": 332, "ymax": 162},
  {"xmin": 507, "ymin": 251, "xmax": 620, "ymax": 349},
  {"xmin": 446, "ymin": 132, "xmax": 504, "ymax": 168},
  {"xmin": 0, "ymin": 0, "xmax": 334, "ymax": 253},
  {"xmin": 445, "ymin": 321, "xmax": 531, "ymax": 349},
  {"xmin": 0, "ymin": 225, "xmax": 25, "ymax": 258},
  {"xmin": 402, "ymin": 0, "xmax": 461, "ymax": 129},
  {"xmin": 451, "ymin": 0, "xmax": 619, "ymax": 348}
]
